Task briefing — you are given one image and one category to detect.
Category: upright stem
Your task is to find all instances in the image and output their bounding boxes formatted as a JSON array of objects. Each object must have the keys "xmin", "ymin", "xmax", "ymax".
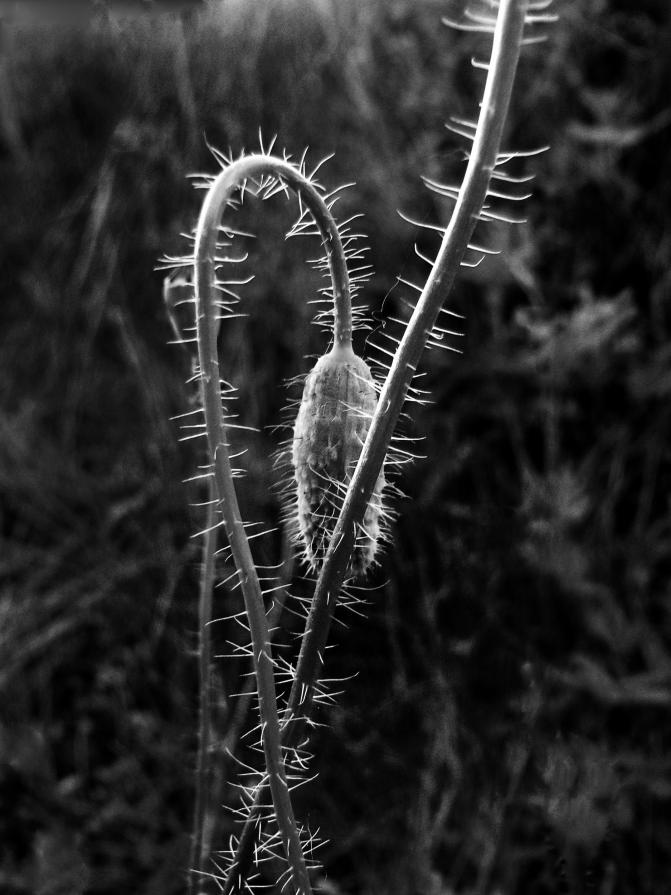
[
  {"xmin": 189, "ymin": 486, "xmax": 217, "ymax": 893},
  {"xmin": 287, "ymin": 0, "xmax": 529, "ymax": 728}
]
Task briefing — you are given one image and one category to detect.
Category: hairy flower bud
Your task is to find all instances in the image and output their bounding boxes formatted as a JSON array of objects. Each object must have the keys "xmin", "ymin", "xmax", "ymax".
[{"xmin": 292, "ymin": 346, "xmax": 384, "ymax": 576}]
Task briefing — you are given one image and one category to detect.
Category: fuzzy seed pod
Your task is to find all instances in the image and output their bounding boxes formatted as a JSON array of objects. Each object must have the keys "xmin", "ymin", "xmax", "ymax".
[{"xmin": 292, "ymin": 346, "xmax": 385, "ymax": 577}]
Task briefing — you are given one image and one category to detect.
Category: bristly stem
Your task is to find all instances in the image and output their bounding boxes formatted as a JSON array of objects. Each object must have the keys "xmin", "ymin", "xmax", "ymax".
[
  {"xmin": 286, "ymin": 0, "xmax": 530, "ymax": 728},
  {"xmin": 222, "ymin": 0, "xmax": 530, "ymax": 889},
  {"xmin": 193, "ymin": 154, "xmax": 354, "ymax": 894}
]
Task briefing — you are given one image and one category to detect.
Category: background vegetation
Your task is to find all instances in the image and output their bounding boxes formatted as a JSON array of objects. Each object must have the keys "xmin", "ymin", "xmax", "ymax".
[{"xmin": 1, "ymin": 0, "xmax": 670, "ymax": 892}]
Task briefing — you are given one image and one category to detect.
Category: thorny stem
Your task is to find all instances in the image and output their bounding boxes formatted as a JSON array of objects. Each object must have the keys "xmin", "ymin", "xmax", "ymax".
[
  {"xmin": 222, "ymin": 0, "xmax": 530, "ymax": 889},
  {"xmin": 194, "ymin": 155, "xmax": 353, "ymax": 894}
]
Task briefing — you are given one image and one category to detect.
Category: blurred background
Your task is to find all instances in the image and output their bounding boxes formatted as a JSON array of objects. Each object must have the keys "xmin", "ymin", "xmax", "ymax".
[{"xmin": 1, "ymin": 0, "xmax": 671, "ymax": 893}]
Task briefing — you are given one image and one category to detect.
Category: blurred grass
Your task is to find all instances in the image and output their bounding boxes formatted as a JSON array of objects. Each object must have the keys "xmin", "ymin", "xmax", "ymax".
[{"xmin": 1, "ymin": 0, "xmax": 671, "ymax": 893}]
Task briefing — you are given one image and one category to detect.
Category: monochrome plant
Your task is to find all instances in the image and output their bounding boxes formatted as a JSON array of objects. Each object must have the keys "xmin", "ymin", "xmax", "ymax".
[{"xmin": 162, "ymin": 1, "xmax": 556, "ymax": 891}]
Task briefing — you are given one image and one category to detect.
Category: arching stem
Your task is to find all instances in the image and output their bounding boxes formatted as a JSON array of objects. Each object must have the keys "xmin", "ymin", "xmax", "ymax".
[{"xmin": 193, "ymin": 154, "xmax": 353, "ymax": 893}]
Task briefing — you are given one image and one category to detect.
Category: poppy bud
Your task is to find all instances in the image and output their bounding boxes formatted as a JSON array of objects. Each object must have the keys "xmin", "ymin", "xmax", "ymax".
[{"xmin": 292, "ymin": 346, "xmax": 384, "ymax": 576}]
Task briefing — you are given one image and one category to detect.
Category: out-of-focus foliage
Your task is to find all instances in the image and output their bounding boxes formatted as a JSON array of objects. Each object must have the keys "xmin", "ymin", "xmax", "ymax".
[{"xmin": 1, "ymin": 1, "xmax": 670, "ymax": 893}]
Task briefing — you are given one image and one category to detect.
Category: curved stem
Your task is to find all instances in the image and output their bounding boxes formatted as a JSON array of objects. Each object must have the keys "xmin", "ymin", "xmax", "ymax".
[
  {"xmin": 194, "ymin": 154, "xmax": 353, "ymax": 894},
  {"xmin": 222, "ymin": 1, "xmax": 529, "ymax": 888}
]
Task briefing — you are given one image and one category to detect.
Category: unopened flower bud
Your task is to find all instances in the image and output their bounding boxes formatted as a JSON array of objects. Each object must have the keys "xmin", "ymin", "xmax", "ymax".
[{"xmin": 292, "ymin": 346, "xmax": 384, "ymax": 576}]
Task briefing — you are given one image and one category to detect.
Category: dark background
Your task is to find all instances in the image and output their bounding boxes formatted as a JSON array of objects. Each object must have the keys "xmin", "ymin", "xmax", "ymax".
[{"xmin": 1, "ymin": 0, "xmax": 671, "ymax": 893}]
